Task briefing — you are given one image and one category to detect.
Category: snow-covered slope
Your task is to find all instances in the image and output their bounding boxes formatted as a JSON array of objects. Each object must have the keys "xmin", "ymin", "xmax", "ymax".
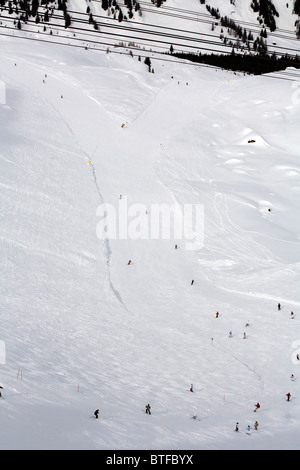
[{"xmin": 0, "ymin": 14, "xmax": 300, "ymax": 450}]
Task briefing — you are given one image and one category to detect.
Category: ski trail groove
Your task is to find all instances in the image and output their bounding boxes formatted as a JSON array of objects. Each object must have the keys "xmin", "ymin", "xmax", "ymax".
[
  {"xmin": 47, "ymin": 101, "xmax": 129, "ymax": 312},
  {"xmin": 214, "ymin": 343, "xmax": 265, "ymax": 392}
]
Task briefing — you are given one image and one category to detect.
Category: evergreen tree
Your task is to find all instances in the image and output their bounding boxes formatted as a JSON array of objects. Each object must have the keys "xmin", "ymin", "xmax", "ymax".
[
  {"xmin": 144, "ymin": 56, "xmax": 151, "ymax": 72},
  {"xmin": 294, "ymin": 0, "xmax": 300, "ymax": 14}
]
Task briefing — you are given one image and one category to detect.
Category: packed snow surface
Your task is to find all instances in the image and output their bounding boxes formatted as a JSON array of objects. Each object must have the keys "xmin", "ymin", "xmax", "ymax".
[{"xmin": 0, "ymin": 34, "xmax": 300, "ymax": 450}]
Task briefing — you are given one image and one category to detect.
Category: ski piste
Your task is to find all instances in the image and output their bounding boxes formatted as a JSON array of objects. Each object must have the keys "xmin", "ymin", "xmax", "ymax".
[{"xmin": 0, "ymin": 0, "xmax": 299, "ymax": 451}]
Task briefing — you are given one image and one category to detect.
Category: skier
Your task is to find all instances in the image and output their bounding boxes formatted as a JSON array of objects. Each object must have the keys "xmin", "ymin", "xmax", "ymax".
[
  {"xmin": 254, "ymin": 421, "xmax": 259, "ymax": 431},
  {"xmin": 286, "ymin": 393, "xmax": 291, "ymax": 402},
  {"xmin": 243, "ymin": 332, "xmax": 247, "ymax": 339},
  {"xmin": 191, "ymin": 280, "xmax": 194, "ymax": 286},
  {"xmin": 254, "ymin": 402, "xmax": 260, "ymax": 412},
  {"xmin": 297, "ymin": 354, "xmax": 300, "ymax": 361},
  {"xmin": 94, "ymin": 409, "xmax": 99, "ymax": 419},
  {"xmin": 145, "ymin": 404, "xmax": 151, "ymax": 415},
  {"xmin": 128, "ymin": 260, "xmax": 132, "ymax": 265},
  {"xmin": 291, "ymin": 311, "xmax": 295, "ymax": 319},
  {"xmin": 190, "ymin": 384, "xmax": 194, "ymax": 393},
  {"xmin": 0, "ymin": 386, "xmax": 3, "ymax": 398},
  {"xmin": 291, "ymin": 374, "xmax": 295, "ymax": 381},
  {"xmin": 216, "ymin": 311, "xmax": 219, "ymax": 318},
  {"xmin": 246, "ymin": 425, "xmax": 251, "ymax": 434},
  {"xmin": 278, "ymin": 303, "xmax": 281, "ymax": 311},
  {"xmin": 229, "ymin": 331, "xmax": 233, "ymax": 338},
  {"xmin": 235, "ymin": 422, "xmax": 239, "ymax": 432}
]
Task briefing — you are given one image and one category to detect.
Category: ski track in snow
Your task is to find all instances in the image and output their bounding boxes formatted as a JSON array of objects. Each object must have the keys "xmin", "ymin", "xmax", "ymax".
[{"xmin": 43, "ymin": 81, "xmax": 130, "ymax": 313}]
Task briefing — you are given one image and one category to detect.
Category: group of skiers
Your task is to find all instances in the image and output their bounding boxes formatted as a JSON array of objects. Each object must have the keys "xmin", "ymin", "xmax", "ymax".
[
  {"xmin": 278, "ymin": 303, "xmax": 295, "ymax": 320},
  {"xmin": 215, "ymin": 302, "xmax": 297, "ymax": 433},
  {"xmin": 215, "ymin": 311, "xmax": 251, "ymax": 341},
  {"xmin": 234, "ymin": 302, "xmax": 297, "ymax": 433},
  {"xmin": 93, "ymin": 404, "xmax": 152, "ymax": 420},
  {"xmin": 278, "ymin": 302, "xmax": 297, "ymax": 404},
  {"xmin": 234, "ymin": 391, "xmax": 294, "ymax": 434},
  {"xmin": 94, "ymin": 265, "xmax": 297, "ymax": 434},
  {"xmin": 235, "ymin": 421, "xmax": 259, "ymax": 433}
]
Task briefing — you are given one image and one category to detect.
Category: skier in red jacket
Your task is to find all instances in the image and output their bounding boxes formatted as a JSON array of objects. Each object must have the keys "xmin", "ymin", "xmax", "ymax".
[{"xmin": 254, "ymin": 402, "xmax": 260, "ymax": 412}]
